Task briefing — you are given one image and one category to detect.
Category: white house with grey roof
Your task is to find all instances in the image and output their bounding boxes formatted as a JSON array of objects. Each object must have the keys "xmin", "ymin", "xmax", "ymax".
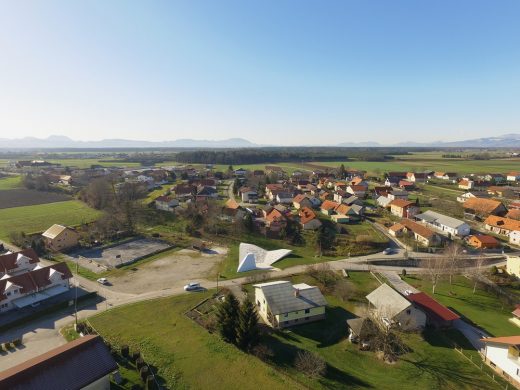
[
  {"xmin": 254, "ymin": 280, "xmax": 327, "ymax": 328},
  {"xmin": 366, "ymin": 284, "xmax": 426, "ymax": 331},
  {"xmin": 414, "ymin": 210, "xmax": 470, "ymax": 237}
]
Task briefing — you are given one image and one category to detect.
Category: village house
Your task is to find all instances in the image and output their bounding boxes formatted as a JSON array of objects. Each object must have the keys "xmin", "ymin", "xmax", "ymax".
[
  {"xmin": 458, "ymin": 178, "xmax": 474, "ymax": 190},
  {"xmin": 265, "ymin": 183, "xmax": 285, "ymax": 200},
  {"xmin": 466, "ymin": 234, "xmax": 500, "ymax": 249},
  {"xmin": 387, "ymin": 189, "xmax": 409, "ymax": 201},
  {"xmin": 406, "ymin": 172, "xmax": 426, "ymax": 183},
  {"xmin": 389, "ymin": 199, "xmax": 419, "ymax": 218},
  {"xmin": 299, "ymin": 207, "xmax": 322, "ymax": 230},
  {"xmin": 173, "ymin": 184, "xmax": 195, "ymax": 201},
  {"xmin": 506, "ymin": 209, "xmax": 520, "ymax": 221},
  {"xmin": 239, "ymin": 187, "xmax": 258, "ymax": 203},
  {"xmin": 506, "ymin": 172, "xmax": 520, "ymax": 182},
  {"xmin": 254, "ymin": 280, "xmax": 327, "ymax": 328},
  {"xmin": 480, "ymin": 336, "xmax": 520, "ymax": 388},
  {"xmin": 373, "ymin": 186, "xmax": 392, "ymax": 199},
  {"xmin": 484, "ymin": 215, "xmax": 520, "ymax": 236},
  {"xmin": 463, "ymin": 197, "xmax": 507, "ymax": 219},
  {"xmin": 456, "ymin": 191, "xmax": 491, "ymax": 203},
  {"xmin": 510, "ymin": 231, "xmax": 520, "ymax": 246},
  {"xmin": 0, "ymin": 335, "xmax": 117, "ymax": 390},
  {"xmin": 275, "ymin": 191, "xmax": 293, "ymax": 204},
  {"xmin": 366, "ymin": 284, "xmax": 426, "ymax": 331},
  {"xmin": 292, "ymin": 194, "xmax": 312, "ymax": 209},
  {"xmin": 507, "ymin": 256, "xmax": 520, "ymax": 277},
  {"xmin": 154, "ymin": 195, "xmax": 179, "ymax": 212},
  {"xmin": 221, "ymin": 199, "xmax": 245, "ymax": 221},
  {"xmin": 0, "ymin": 262, "xmax": 72, "ymax": 313},
  {"xmin": 0, "ymin": 249, "xmax": 40, "ymax": 277},
  {"xmin": 320, "ymin": 200, "xmax": 340, "ymax": 216},
  {"xmin": 376, "ymin": 195, "xmax": 392, "ymax": 208},
  {"xmin": 42, "ymin": 224, "xmax": 80, "ymax": 252},
  {"xmin": 434, "ymin": 172, "xmax": 458, "ymax": 182},
  {"xmin": 331, "ymin": 204, "xmax": 364, "ymax": 224},
  {"xmin": 392, "ymin": 219, "xmax": 441, "ymax": 247},
  {"xmin": 511, "ymin": 306, "xmax": 520, "ymax": 328},
  {"xmin": 347, "ymin": 184, "xmax": 368, "ymax": 197},
  {"xmin": 196, "ymin": 185, "xmax": 218, "ymax": 200},
  {"xmin": 487, "ymin": 186, "xmax": 518, "ymax": 199},
  {"xmin": 415, "ymin": 210, "xmax": 470, "ymax": 237},
  {"xmin": 399, "ymin": 180, "xmax": 415, "ymax": 190},
  {"xmin": 406, "ymin": 292, "xmax": 459, "ymax": 328}
]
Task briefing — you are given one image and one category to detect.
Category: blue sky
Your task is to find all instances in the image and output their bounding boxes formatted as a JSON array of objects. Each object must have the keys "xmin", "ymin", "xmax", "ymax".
[{"xmin": 0, "ymin": 0, "xmax": 519, "ymax": 145}]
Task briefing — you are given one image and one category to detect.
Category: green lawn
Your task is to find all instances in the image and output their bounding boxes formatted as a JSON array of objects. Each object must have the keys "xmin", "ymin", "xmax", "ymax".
[
  {"xmin": 0, "ymin": 176, "xmax": 22, "ymax": 190},
  {"xmin": 90, "ymin": 272, "xmax": 503, "ymax": 390},
  {"xmin": 89, "ymin": 292, "xmax": 302, "ymax": 390},
  {"xmin": 48, "ymin": 158, "xmax": 141, "ymax": 168},
  {"xmin": 403, "ymin": 275, "xmax": 519, "ymax": 337},
  {"xmin": 0, "ymin": 200, "xmax": 103, "ymax": 240}
]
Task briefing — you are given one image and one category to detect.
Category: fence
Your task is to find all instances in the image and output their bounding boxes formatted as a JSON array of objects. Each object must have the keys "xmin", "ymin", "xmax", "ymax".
[{"xmin": 453, "ymin": 344, "xmax": 513, "ymax": 390}]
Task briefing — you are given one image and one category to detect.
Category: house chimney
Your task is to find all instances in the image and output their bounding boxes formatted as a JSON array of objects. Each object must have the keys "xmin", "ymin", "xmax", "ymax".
[{"xmin": 294, "ymin": 289, "xmax": 300, "ymax": 297}]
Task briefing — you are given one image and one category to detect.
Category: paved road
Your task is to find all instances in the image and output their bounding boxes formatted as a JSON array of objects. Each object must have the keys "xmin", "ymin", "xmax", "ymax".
[{"xmin": 379, "ymin": 271, "xmax": 419, "ymax": 294}]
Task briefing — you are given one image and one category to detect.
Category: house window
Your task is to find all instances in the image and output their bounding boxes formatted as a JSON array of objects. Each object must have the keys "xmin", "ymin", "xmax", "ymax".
[
  {"xmin": 6, "ymin": 292, "xmax": 11, "ymax": 296},
  {"xmin": 406, "ymin": 309, "xmax": 411, "ymax": 315},
  {"xmin": 305, "ymin": 309, "xmax": 310, "ymax": 314}
]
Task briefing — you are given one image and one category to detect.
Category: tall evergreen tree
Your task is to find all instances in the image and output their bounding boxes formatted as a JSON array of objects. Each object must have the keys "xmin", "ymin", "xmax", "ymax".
[
  {"xmin": 215, "ymin": 293, "xmax": 240, "ymax": 343},
  {"xmin": 236, "ymin": 298, "xmax": 260, "ymax": 351}
]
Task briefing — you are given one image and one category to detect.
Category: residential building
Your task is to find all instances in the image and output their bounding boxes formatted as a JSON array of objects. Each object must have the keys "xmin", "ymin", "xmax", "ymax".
[
  {"xmin": 506, "ymin": 172, "xmax": 520, "ymax": 182},
  {"xmin": 0, "ymin": 335, "xmax": 117, "ymax": 390},
  {"xmin": 0, "ymin": 249, "xmax": 40, "ymax": 277},
  {"xmin": 154, "ymin": 195, "xmax": 179, "ymax": 212},
  {"xmin": 506, "ymin": 209, "xmax": 520, "ymax": 221},
  {"xmin": 239, "ymin": 187, "xmax": 258, "ymax": 203},
  {"xmin": 507, "ymin": 256, "xmax": 520, "ymax": 277},
  {"xmin": 292, "ymin": 194, "xmax": 312, "ymax": 209},
  {"xmin": 0, "ymin": 262, "xmax": 72, "ymax": 313},
  {"xmin": 510, "ymin": 231, "xmax": 520, "ymax": 246},
  {"xmin": 466, "ymin": 234, "xmax": 500, "ymax": 249},
  {"xmin": 388, "ymin": 189, "xmax": 409, "ymax": 201},
  {"xmin": 377, "ymin": 195, "xmax": 392, "ymax": 208},
  {"xmin": 276, "ymin": 192, "xmax": 294, "ymax": 205},
  {"xmin": 399, "ymin": 180, "xmax": 415, "ymax": 190},
  {"xmin": 406, "ymin": 292, "xmax": 459, "ymax": 328},
  {"xmin": 347, "ymin": 185, "xmax": 367, "ymax": 197},
  {"xmin": 511, "ymin": 306, "xmax": 520, "ymax": 328},
  {"xmin": 42, "ymin": 224, "xmax": 80, "ymax": 252},
  {"xmin": 415, "ymin": 210, "xmax": 470, "ymax": 237},
  {"xmin": 254, "ymin": 280, "xmax": 327, "ymax": 328},
  {"xmin": 389, "ymin": 199, "xmax": 419, "ymax": 218},
  {"xmin": 458, "ymin": 178, "xmax": 474, "ymax": 190},
  {"xmin": 320, "ymin": 200, "xmax": 340, "ymax": 215},
  {"xmin": 463, "ymin": 198, "xmax": 507, "ymax": 218},
  {"xmin": 299, "ymin": 207, "xmax": 322, "ymax": 230},
  {"xmin": 406, "ymin": 172, "xmax": 426, "ymax": 183},
  {"xmin": 398, "ymin": 219, "xmax": 441, "ymax": 247},
  {"xmin": 484, "ymin": 216, "xmax": 520, "ymax": 236},
  {"xmin": 481, "ymin": 336, "xmax": 520, "ymax": 387},
  {"xmin": 456, "ymin": 191, "xmax": 490, "ymax": 203},
  {"xmin": 366, "ymin": 283, "xmax": 426, "ymax": 331}
]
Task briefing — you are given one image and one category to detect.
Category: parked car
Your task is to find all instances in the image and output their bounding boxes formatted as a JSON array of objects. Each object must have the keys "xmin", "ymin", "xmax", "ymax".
[
  {"xmin": 97, "ymin": 278, "xmax": 109, "ymax": 285},
  {"xmin": 184, "ymin": 282, "xmax": 201, "ymax": 291},
  {"xmin": 383, "ymin": 248, "xmax": 394, "ymax": 255}
]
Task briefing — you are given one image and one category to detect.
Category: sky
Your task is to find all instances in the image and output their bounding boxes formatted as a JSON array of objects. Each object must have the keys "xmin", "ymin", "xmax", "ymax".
[{"xmin": 0, "ymin": 0, "xmax": 519, "ymax": 146}]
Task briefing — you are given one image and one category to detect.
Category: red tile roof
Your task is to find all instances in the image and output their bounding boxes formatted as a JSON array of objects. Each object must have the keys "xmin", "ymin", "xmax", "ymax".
[
  {"xmin": 321, "ymin": 200, "xmax": 339, "ymax": 210},
  {"xmin": 480, "ymin": 336, "xmax": 520, "ymax": 345},
  {"xmin": 407, "ymin": 292, "xmax": 460, "ymax": 321},
  {"xmin": 0, "ymin": 249, "xmax": 39, "ymax": 274},
  {"xmin": 299, "ymin": 207, "xmax": 317, "ymax": 224},
  {"xmin": 389, "ymin": 199, "xmax": 414, "ymax": 208},
  {"xmin": 506, "ymin": 209, "xmax": 520, "ymax": 220},
  {"xmin": 484, "ymin": 215, "xmax": 520, "ymax": 231}
]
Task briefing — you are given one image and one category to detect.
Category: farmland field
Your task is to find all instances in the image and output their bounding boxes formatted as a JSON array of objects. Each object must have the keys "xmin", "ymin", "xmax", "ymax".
[
  {"xmin": 47, "ymin": 158, "xmax": 141, "ymax": 168},
  {"xmin": 0, "ymin": 176, "xmax": 22, "ymax": 190},
  {"xmin": 0, "ymin": 189, "xmax": 71, "ymax": 209},
  {"xmin": 0, "ymin": 200, "xmax": 103, "ymax": 240}
]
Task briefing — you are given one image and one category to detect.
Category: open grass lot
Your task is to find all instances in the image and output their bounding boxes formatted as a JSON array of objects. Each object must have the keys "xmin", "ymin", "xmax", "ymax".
[
  {"xmin": 0, "ymin": 175, "xmax": 22, "ymax": 189},
  {"xmin": 0, "ymin": 189, "xmax": 71, "ymax": 209},
  {"xmin": 90, "ymin": 272, "xmax": 502, "ymax": 390},
  {"xmin": 305, "ymin": 153, "xmax": 520, "ymax": 175},
  {"xmin": 89, "ymin": 292, "xmax": 303, "ymax": 390},
  {"xmin": 0, "ymin": 200, "xmax": 102, "ymax": 240},
  {"xmin": 403, "ymin": 275, "xmax": 518, "ymax": 337}
]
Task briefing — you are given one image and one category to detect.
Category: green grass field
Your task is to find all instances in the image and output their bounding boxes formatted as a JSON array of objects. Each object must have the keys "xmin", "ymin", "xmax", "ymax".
[
  {"xmin": 90, "ymin": 272, "xmax": 503, "ymax": 390},
  {"xmin": 404, "ymin": 275, "xmax": 518, "ymax": 337},
  {"xmin": 0, "ymin": 200, "xmax": 103, "ymax": 240},
  {"xmin": 0, "ymin": 176, "xmax": 22, "ymax": 190},
  {"xmin": 89, "ymin": 292, "xmax": 302, "ymax": 390},
  {"xmin": 48, "ymin": 158, "xmax": 141, "ymax": 168}
]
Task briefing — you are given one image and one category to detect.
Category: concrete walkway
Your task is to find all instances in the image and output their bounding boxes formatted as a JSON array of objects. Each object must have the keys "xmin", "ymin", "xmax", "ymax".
[{"xmin": 379, "ymin": 271, "xmax": 419, "ymax": 294}]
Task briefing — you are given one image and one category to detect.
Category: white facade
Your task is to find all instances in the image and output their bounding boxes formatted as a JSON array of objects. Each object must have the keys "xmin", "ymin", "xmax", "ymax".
[
  {"xmin": 483, "ymin": 343, "xmax": 520, "ymax": 386},
  {"xmin": 510, "ymin": 231, "xmax": 520, "ymax": 247}
]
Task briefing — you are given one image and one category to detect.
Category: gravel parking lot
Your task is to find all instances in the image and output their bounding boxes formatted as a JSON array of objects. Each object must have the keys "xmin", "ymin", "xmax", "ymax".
[{"xmin": 106, "ymin": 247, "xmax": 227, "ymax": 294}]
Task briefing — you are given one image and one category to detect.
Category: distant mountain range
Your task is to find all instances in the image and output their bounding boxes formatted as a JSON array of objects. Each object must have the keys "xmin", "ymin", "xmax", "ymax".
[
  {"xmin": 0, "ymin": 135, "xmax": 259, "ymax": 149},
  {"xmin": 0, "ymin": 133, "xmax": 519, "ymax": 149}
]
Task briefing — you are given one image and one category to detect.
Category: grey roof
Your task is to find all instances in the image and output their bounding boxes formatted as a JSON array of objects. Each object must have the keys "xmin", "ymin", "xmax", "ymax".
[
  {"xmin": 254, "ymin": 281, "xmax": 327, "ymax": 315},
  {"xmin": 346, "ymin": 317, "xmax": 366, "ymax": 335},
  {"xmin": 0, "ymin": 335, "xmax": 117, "ymax": 390},
  {"xmin": 366, "ymin": 283, "xmax": 411, "ymax": 318},
  {"xmin": 415, "ymin": 210, "xmax": 467, "ymax": 229}
]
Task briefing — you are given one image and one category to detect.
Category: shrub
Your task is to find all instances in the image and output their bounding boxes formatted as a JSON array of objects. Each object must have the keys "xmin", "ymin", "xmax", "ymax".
[
  {"xmin": 146, "ymin": 375, "xmax": 155, "ymax": 390},
  {"xmin": 251, "ymin": 344, "xmax": 274, "ymax": 361},
  {"xmin": 402, "ymin": 269, "xmax": 407, "ymax": 277},
  {"xmin": 490, "ymin": 265, "xmax": 498, "ymax": 275},
  {"xmin": 136, "ymin": 357, "xmax": 145, "ymax": 371},
  {"xmin": 294, "ymin": 350, "xmax": 327, "ymax": 378},
  {"xmin": 132, "ymin": 350, "xmax": 141, "ymax": 362},
  {"xmin": 121, "ymin": 344, "xmax": 130, "ymax": 358},
  {"xmin": 140, "ymin": 366, "xmax": 150, "ymax": 382}
]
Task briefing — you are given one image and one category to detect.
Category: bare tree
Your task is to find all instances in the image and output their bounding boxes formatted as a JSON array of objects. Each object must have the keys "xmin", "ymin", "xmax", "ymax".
[
  {"xmin": 469, "ymin": 254, "xmax": 486, "ymax": 294},
  {"xmin": 367, "ymin": 306, "xmax": 409, "ymax": 362},
  {"xmin": 421, "ymin": 257, "xmax": 448, "ymax": 294},
  {"xmin": 294, "ymin": 350, "xmax": 326, "ymax": 378},
  {"xmin": 444, "ymin": 242, "xmax": 463, "ymax": 285}
]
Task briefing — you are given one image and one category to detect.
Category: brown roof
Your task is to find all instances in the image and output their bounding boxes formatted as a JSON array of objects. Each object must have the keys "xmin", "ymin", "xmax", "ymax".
[
  {"xmin": 225, "ymin": 198, "xmax": 240, "ymax": 209},
  {"xmin": 266, "ymin": 209, "xmax": 286, "ymax": 223},
  {"xmin": 468, "ymin": 234, "xmax": 500, "ymax": 245},
  {"xmin": 335, "ymin": 204, "xmax": 351, "ymax": 215},
  {"xmin": 389, "ymin": 199, "xmax": 414, "ymax": 209},
  {"xmin": 293, "ymin": 194, "xmax": 308, "ymax": 204},
  {"xmin": 0, "ymin": 335, "xmax": 117, "ymax": 390},
  {"xmin": 506, "ymin": 209, "xmax": 520, "ymax": 220},
  {"xmin": 349, "ymin": 185, "xmax": 367, "ymax": 191},
  {"xmin": 389, "ymin": 223, "xmax": 405, "ymax": 232},
  {"xmin": 0, "ymin": 249, "xmax": 39, "ymax": 274},
  {"xmin": 400, "ymin": 219, "xmax": 435, "ymax": 239},
  {"xmin": 463, "ymin": 197, "xmax": 505, "ymax": 215},
  {"xmin": 321, "ymin": 200, "xmax": 339, "ymax": 211},
  {"xmin": 407, "ymin": 292, "xmax": 460, "ymax": 322},
  {"xmin": 480, "ymin": 336, "xmax": 520, "ymax": 345},
  {"xmin": 484, "ymin": 215, "xmax": 520, "ymax": 231},
  {"xmin": 299, "ymin": 207, "xmax": 317, "ymax": 224}
]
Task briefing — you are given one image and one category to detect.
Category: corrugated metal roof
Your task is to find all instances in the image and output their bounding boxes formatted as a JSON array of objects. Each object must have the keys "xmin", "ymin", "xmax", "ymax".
[
  {"xmin": 41, "ymin": 224, "xmax": 68, "ymax": 239},
  {"xmin": 415, "ymin": 210, "xmax": 466, "ymax": 229},
  {"xmin": 0, "ymin": 335, "xmax": 117, "ymax": 390},
  {"xmin": 254, "ymin": 280, "xmax": 327, "ymax": 315},
  {"xmin": 366, "ymin": 283, "xmax": 411, "ymax": 318}
]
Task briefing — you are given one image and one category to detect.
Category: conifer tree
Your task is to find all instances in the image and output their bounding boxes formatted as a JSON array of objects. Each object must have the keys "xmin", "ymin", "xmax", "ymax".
[
  {"xmin": 236, "ymin": 297, "xmax": 260, "ymax": 351},
  {"xmin": 215, "ymin": 293, "xmax": 240, "ymax": 343}
]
